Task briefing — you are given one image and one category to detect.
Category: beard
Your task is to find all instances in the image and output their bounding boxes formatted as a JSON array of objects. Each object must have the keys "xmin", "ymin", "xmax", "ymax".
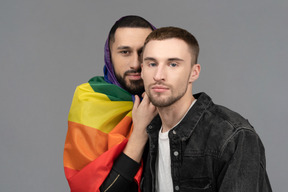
[
  {"xmin": 115, "ymin": 71, "xmax": 144, "ymax": 95},
  {"xmin": 147, "ymin": 84, "xmax": 188, "ymax": 108}
]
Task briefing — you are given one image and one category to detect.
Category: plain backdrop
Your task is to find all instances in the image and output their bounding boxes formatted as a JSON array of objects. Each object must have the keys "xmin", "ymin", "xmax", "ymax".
[{"xmin": 0, "ymin": 0, "xmax": 287, "ymax": 191}]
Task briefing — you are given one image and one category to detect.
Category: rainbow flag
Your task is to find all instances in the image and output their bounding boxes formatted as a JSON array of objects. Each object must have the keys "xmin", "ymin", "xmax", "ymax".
[{"xmin": 63, "ymin": 76, "xmax": 142, "ymax": 192}]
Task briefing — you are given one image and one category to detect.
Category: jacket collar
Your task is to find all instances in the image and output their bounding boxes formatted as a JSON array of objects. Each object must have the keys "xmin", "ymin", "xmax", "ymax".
[{"xmin": 147, "ymin": 92, "xmax": 213, "ymax": 140}]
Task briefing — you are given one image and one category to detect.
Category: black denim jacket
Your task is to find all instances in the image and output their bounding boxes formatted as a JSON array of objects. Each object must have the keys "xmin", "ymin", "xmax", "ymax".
[{"xmin": 141, "ymin": 92, "xmax": 272, "ymax": 192}]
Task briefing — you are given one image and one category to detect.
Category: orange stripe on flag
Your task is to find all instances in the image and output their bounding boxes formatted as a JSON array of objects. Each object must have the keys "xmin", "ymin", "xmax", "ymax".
[{"xmin": 64, "ymin": 115, "xmax": 133, "ymax": 171}]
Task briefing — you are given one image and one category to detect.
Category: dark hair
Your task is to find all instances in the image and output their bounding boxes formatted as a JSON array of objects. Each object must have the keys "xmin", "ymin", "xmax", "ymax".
[
  {"xmin": 143, "ymin": 26, "xmax": 199, "ymax": 64},
  {"xmin": 109, "ymin": 15, "xmax": 154, "ymax": 44}
]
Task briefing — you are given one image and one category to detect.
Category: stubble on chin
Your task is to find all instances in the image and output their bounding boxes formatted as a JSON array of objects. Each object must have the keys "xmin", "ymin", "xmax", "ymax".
[{"xmin": 147, "ymin": 87, "xmax": 185, "ymax": 108}]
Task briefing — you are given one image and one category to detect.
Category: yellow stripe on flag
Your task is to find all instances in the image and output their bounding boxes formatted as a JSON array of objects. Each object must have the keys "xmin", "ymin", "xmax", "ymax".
[{"xmin": 68, "ymin": 83, "xmax": 133, "ymax": 134}]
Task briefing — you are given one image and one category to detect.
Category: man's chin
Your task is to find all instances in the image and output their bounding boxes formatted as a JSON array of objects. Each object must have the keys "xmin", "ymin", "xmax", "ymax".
[
  {"xmin": 125, "ymin": 81, "xmax": 144, "ymax": 95},
  {"xmin": 115, "ymin": 74, "xmax": 144, "ymax": 95}
]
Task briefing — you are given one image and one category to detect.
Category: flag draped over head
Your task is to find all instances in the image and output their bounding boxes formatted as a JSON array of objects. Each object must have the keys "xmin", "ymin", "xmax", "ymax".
[
  {"xmin": 63, "ymin": 15, "xmax": 156, "ymax": 192},
  {"xmin": 103, "ymin": 16, "xmax": 156, "ymax": 89},
  {"xmin": 64, "ymin": 76, "xmax": 143, "ymax": 191}
]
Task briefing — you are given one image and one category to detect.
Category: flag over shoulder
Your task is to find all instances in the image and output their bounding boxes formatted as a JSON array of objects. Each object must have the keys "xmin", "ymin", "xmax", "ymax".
[{"xmin": 63, "ymin": 76, "xmax": 142, "ymax": 192}]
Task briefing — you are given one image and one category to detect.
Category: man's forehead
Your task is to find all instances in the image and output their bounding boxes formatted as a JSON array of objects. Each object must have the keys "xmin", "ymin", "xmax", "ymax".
[
  {"xmin": 115, "ymin": 26, "xmax": 152, "ymax": 32},
  {"xmin": 112, "ymin": 28, "xmax": 152, "ymax": 49},
  {"xmin": 114, "ymin": 27, "xmax": 152, "ymax": 40},
  {"xmin": 143, "ymin": 39, "xmax": 192, "ymax": 61}
]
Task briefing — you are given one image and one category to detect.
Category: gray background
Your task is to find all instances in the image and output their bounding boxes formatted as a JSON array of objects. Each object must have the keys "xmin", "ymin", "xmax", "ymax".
[{"xmin": 0, "ymin": 0, "xmax": 287, "ymax": 191}]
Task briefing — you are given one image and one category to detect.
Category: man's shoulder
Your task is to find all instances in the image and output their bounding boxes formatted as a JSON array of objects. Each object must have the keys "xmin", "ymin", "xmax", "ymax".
[
  {"xmin": 187, "ymin": 103, "xmax": 258, "ymax": 158},
  {"xmin": 195, "ymin": 92, "xmax": 254, "ymax": 132},
  {"xmin": 74, "ymin": 76, "xmax": 105, "ymax": 89},
  {"xmin": 195, "ymin": 92, "xmax": 253, "ymax": 130},
  {"xmin": 73, "ymin": 76, "xmax": 132, "ymax": 101},
  {"xmin": 208, "ymin": 103, "xmax": 254, "ymax": 132},
  {"xmin": 190, "ymin": 93, "xmax": 258, "ymax": 156}
]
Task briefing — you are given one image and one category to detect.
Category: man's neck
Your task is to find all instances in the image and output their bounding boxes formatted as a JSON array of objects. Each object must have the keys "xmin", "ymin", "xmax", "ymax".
[{"xmin": 157, "ymin": 96, "xmax": 195, "ymax": 133}]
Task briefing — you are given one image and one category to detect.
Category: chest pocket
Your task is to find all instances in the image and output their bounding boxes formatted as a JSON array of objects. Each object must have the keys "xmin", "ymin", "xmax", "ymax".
[{"xmin": 180, "ymin": 177, "xmax": 213, "ymax": 192}]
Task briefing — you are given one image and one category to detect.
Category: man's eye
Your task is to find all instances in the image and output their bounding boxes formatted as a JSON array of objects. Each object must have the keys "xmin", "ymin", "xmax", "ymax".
[
  {"xmin": 149, "ymin": 63, "xmax": 157, "ymax": 67},
  {"xmin": 169, "ymin": 63, "xmax": 177, "ymax": 67},
  {"xmin": 120, "ymin": 51, "xmax": 130, "ymax": 55}
]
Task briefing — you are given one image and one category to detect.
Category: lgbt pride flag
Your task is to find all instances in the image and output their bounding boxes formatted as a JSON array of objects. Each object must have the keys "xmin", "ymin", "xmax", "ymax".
[{"xmin": 63, "ymin": 76, "xmax": 142, "ymax": 192}]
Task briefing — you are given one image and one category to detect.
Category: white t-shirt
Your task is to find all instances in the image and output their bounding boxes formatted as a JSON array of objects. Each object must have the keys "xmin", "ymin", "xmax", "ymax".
[
  {"xmin": 156, "ymin": 100, "xmax": 197, "ymax": 192},
  {"xmin": 156, "ymin": 129, "xmax": 172, "ymax": 192}
]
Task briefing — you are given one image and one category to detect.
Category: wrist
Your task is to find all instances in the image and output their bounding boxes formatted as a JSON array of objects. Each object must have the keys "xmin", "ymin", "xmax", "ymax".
[{"xmin": 123, "ymin": 135, "xmax": 147, "ymax": 163}]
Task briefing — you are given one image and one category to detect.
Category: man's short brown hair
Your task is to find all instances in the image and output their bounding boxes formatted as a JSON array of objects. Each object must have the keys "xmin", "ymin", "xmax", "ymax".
[{"xmin": 143, "ymin": 26, "xmax": 199, "ymax": 64}]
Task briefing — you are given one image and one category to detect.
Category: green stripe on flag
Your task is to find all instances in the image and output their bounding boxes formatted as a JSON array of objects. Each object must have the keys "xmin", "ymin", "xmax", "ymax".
[{"xmin": 88, "ymin": 76, "xmax": 132, "ymax": 101}]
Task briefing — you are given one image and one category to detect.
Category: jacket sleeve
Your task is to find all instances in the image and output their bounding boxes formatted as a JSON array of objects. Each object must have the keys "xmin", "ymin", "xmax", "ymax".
[
  {"xmin": 100, "ymin": 153, "xmax": 141, "ymax": 192},
  {"xmin": 217, "ymin": 129, "xmax": 273, "ymax": 192}
]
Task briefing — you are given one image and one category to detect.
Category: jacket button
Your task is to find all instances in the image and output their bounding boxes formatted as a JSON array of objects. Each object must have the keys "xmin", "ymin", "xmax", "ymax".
[
  {"xmin": 148, "ymin": 125, "xmax": 153, "ymax": 129},
  {"xmin": 172, "ymin": 130, "xmax": 176, "ymax": 135},
  {"xmin": 175, "ymin": 185, "xmax": 180, "ymax": 191},
  {"xmin": 174, "ymin": 151, "xmax": 179, "ymax": 156}
]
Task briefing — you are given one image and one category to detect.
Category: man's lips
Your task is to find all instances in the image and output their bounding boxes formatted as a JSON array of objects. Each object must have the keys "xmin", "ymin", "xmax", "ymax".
[
  {"xmin": 126, "ymin": 73, "xmax": 142, "ymax": 80},
  {"xmin": 151, "ymin": 85, "xmax": 169, "ymax": 93}
]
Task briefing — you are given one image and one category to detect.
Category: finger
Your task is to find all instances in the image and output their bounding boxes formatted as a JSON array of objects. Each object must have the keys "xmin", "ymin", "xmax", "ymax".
[
  {"xmin": 141, "ymin": 93, "xmax": 150, "ymax": 105},
  {"xmin": 133, "ymin": 95, "xmax": 140, "ymax": 109}
]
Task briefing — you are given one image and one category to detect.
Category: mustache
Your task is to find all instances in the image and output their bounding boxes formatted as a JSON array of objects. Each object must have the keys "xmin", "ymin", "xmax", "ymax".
[{"xmin": 124, "ymin": 69, "xmax": 141, "ymax": 76}]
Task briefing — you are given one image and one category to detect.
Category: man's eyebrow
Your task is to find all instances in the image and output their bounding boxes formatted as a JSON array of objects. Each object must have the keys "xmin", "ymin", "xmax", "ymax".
[
  {"xmin": 117, "ymin": 46, "xmax": 131, "ymax": 50},
  {"xmin": 144, "ymin": 57, "xmax": 184, "ymax": 62},
  {"xmin": 143, "ymin": 57, "xmax": 157, "ymax": 61},
  {"xmin": 167, "ymin": 58, "xmax": 184, "ymax": 62}
]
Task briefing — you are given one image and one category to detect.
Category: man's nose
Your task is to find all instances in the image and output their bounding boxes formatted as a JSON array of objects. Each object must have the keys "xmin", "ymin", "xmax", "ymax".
[
  {"xmin": 153, "ymin": 66, "xmax": 165, "ymax": 81},
  {"xmin": 129, "ymin": 52, "xmax": 141, "ymax": 70}
]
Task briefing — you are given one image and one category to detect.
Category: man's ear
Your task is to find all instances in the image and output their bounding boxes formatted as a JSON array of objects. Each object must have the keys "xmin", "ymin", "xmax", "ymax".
[{"xmin": 189, "ymin": 64, "xmax": 201, "ymax": 83}]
